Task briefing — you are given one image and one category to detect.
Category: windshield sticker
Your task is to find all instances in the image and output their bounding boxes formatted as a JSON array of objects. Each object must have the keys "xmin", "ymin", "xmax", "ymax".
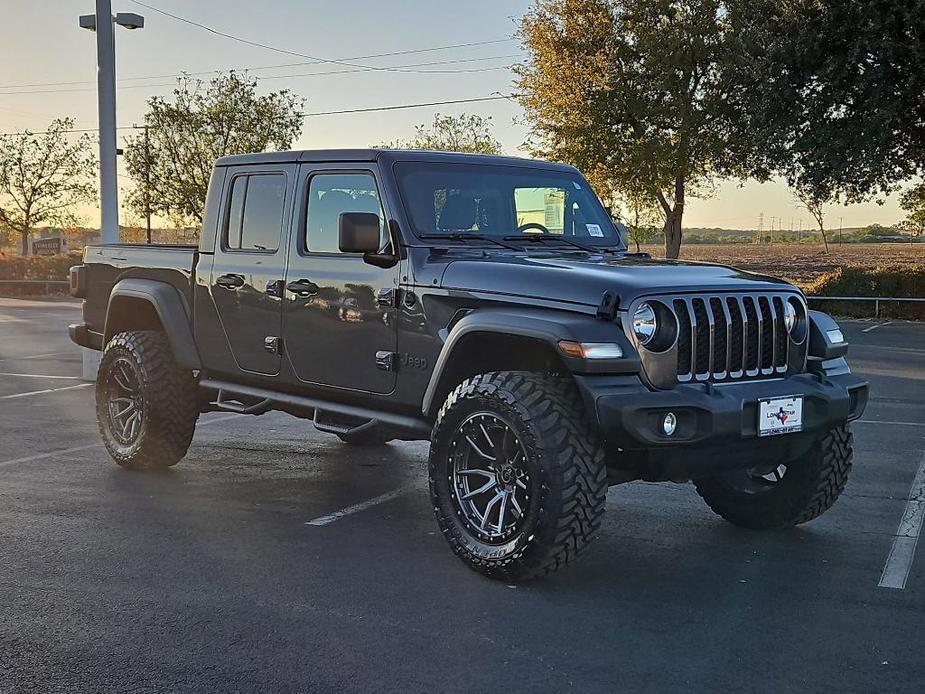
[{"xmin": 586, "ymin": 224, "xmax": 604, "ymax": 237}]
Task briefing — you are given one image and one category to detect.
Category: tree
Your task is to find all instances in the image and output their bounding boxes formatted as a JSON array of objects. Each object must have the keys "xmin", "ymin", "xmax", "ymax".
[
  {"xmin": 516, "ymin": 0, "xmax": 752, "ymax": 259},
  {"xmin": 900, "ymin": 183, "xmax": 925, "ymax": 238},
  {"xmin": 793, "ymin": 188, "xmax": 830, "ymax": 253},
  {"xmin": 725, "ymin": 1, "xmax": 925, "ymax": 207},
  {"xmin": 0, "ymin": 118, "xmax": 96, "ymax": 256},
  {"xmin": 124, "ymin": 72, "xmax": 304, "ymax": 227},
  {"xmin": 376, "ymin": 113, "xmax": 503, "ymax": 154}
]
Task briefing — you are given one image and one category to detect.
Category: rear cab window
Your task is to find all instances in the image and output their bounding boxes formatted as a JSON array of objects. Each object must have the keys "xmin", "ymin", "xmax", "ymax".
[{"xmin": 224, "ymin": 174, "xmax": 287, "ymax": 252}]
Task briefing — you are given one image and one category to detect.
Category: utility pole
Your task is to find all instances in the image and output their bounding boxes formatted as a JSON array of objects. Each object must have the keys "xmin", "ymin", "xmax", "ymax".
[
  {"xmin": 79, "ymin": 3, "xmax": 144, "ymax": 245},
  {"xmin": 143, "ymin": 124, "xmax": 152, "ymax": 244},
  {"xmin": 838, "ymin": 216, "xmax": 843, "ymax": 245},
  {"xmin": 798, "ymin": 219, "xmax": 802, "ymax": 243},
  {"xmin": 756, "ymin": 212, "xmax": 764, "ymax": 244}
]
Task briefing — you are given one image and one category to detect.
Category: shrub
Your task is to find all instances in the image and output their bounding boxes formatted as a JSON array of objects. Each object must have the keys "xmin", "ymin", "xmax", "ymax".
[
  {"xmin": 0, "ymin": 252, "xmax": 81, "ymax": 295},
  {"xmin": 806, "ymin": 264, "xmax": 925, "ymax": 319}
]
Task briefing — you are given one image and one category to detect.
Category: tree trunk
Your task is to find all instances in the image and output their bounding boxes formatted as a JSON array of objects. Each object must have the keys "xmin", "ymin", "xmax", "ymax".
[
  {"xmin": 663, "ymin": 213, "xmax": 682, "ymax": 259},
  {"xmin": 660, "ymin": 177, "xmax": 685, "ymax": 260},
  {"xmin": 819, "ymin": 225, "xmax": 829, "ymax": 253},
  {"xmin": 20, "ymin": 228, "xmax": 29, "ymax": 257}
]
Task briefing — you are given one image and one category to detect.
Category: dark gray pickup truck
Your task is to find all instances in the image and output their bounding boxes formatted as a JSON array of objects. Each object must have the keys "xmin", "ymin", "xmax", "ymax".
[{"xmin": 69, "ymin": 149, "xmax": 868, "ymax": 579}]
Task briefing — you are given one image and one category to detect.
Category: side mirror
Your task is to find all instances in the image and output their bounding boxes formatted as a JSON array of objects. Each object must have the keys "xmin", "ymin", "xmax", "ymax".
[{"xmin": 338, "ymin": 212, "xmax": 383, "ymax": 253}]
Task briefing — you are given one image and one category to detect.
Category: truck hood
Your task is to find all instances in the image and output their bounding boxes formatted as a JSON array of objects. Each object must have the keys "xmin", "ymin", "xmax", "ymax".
[{"xmin": 438, "ymin": 252, "xmax": 796, "ymax": 307}]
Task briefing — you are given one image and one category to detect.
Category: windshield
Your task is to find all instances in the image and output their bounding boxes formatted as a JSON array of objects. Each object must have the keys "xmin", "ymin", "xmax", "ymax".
[{"xmin": 394, "ymin": 162, "xmax": 625, "ymax": 248}]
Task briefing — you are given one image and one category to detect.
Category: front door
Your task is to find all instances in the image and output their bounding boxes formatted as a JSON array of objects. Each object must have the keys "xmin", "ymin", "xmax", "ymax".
[
  {"xmin": 282, "ymin": 167, "xmax": 399, "ymax": 394},
  {"xmin": 209, "ymin": 165, "xmax": 294, "ymax": 376}
]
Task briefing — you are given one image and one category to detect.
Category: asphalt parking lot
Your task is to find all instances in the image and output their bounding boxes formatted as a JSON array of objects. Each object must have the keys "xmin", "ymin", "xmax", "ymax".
[{"xmin": 1, "ymin": 296, "xmax": 923, "ymax": 693}]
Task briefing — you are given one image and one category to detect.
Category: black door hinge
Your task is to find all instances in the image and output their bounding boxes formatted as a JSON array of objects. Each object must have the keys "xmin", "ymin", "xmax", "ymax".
[
  {"xmin": 375, "ymin": 350, "xmax": 395, "ymax": 371},
  {"xmin": 264, "ymin": 336, "xmax": 282, "ymax": 354},
  {"xmin": 377, "ymin": 287, "xmax": 399, "ymax": 308},
  {"xmin": 596, "ymin": 291, "xmax": 620, "ymax": 321},
  {"xmin": 265, "ymin": 279, "xmax": 285, "ymax": 297}
]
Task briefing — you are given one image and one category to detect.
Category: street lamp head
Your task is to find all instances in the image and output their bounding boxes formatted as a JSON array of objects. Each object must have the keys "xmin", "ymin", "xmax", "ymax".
[
  {"xmin": 78, "ymin": 14, "xmax": 97, "ymax": 31},
  {"xmin": 114, "ymin": 12, "xmax": 144, "ymax": 30}
]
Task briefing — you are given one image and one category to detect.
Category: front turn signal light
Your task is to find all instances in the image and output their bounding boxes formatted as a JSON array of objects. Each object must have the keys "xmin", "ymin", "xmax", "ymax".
[{"xmin": 557, "ymin": 341, "xmax": 624, "ymax": 359}]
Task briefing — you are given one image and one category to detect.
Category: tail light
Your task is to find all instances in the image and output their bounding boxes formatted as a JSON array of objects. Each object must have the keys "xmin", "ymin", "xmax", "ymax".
[{"xmin": 69, "ymin": 265, "xmax": 86, "ymax": 298}]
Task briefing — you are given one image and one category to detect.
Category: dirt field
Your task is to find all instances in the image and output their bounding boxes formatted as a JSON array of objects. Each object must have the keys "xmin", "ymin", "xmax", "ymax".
[{"xmin": 641, "ymin": 242, "xmax": 924, "ymax": 287}]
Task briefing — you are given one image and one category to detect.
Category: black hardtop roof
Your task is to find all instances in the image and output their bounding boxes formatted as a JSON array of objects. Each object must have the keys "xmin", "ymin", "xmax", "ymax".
[{"xmin": 214, "ymin": 148, "xmax": 579, "ymax": 173}]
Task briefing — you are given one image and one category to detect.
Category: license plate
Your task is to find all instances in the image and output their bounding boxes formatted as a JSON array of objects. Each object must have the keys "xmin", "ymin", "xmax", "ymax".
[{"xmin": 758, "ymin": 396, "xmax": 804, "ymax": 437}]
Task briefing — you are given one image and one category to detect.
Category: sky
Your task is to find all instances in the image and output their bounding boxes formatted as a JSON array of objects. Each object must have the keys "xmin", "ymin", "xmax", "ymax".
[{"xmin": 0, "ymin": 0, "xmax": 910, "ymax": 230}]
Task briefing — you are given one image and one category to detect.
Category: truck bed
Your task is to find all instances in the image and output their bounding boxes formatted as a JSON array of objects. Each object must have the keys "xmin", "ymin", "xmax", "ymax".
[{"xmin": 81, "ymin": 243, "xmax": 199, "ymax": 335}]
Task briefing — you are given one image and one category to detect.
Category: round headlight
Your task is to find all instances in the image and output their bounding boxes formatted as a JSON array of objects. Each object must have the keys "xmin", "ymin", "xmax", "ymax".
[
  {"xmin": 633, "ymin": 303, "xmax": 658, "ymax": 345},
  {"xmin": 783, "ymin": 301, "xmax": 797, "ymax": 333}
]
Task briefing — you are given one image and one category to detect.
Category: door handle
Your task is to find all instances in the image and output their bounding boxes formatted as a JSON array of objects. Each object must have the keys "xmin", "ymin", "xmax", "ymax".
[
  {"xmin": 287, "ymin": 279, "xmax": 319, "ymax": 297},
  {"xmin": 216, "ymin": 273, "xmax": 245, "ymax": 290}
]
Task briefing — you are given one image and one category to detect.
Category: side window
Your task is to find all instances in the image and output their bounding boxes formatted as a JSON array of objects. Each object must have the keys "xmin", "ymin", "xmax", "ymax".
[
  {"xmin": 224, "ymin": 174, "xmax": 286, "ymax": 252},
  {"xmin": 305, "ymin": 173, "xmax": 385, "ymax": 254}
]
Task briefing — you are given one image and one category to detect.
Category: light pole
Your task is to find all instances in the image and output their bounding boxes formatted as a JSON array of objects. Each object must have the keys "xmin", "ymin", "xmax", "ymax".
[{"xmin": 79, "ymin": 2, "xmax": 144, "ymax": 245}]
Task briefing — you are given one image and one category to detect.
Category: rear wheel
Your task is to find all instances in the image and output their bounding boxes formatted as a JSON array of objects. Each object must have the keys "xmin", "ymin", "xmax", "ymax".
[
  {"xmin": 96, "ymin": 330, "xmax": 199, "ymax": 470},
  {"xmin": 694, "ymin": 425, "xmax": 853, "ymax": 529},
  {"xmin": 429, "ymin": 371, "xmax": 607, "ymax": 580}
]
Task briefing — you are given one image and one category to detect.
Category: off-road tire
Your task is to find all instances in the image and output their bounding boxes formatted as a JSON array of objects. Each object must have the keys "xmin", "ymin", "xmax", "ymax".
[
  {"xmin": 693, "ymin": 425, "xmax": 853, "ymax": 529},
  {"xmin": 96, "ymin": 330, "xmax": 199, "ymax": 470},
  {"xmin": 336, "ymin": 427, "xmax": 393, "ymax": 446},
  {"xmin": 429, "ymin": 371, "xmax": 608, "ymax": 581}
]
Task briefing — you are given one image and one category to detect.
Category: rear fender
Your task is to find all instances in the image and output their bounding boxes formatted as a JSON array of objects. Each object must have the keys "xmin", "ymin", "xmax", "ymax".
[{"xmin": 104, "ymin": 279, "xmax": 201, "ymax": 370}]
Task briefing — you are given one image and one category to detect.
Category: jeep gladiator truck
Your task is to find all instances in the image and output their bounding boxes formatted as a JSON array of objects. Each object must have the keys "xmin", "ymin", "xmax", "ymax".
[{"xmin": 69, "ymin": 149, "xmax": 869, "ymax": 580}]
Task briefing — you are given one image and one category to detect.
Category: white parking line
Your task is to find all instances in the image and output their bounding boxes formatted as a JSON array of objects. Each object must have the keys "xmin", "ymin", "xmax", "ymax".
[
  {"xmin": 856, "ymin": 420, "xmax": 924, "ymax": 427},
  {"xmin": 0, "ymin": 351, "xmax": 76, "ymax": 362},
  {"xmin": 0, "ymin": 372, "xmax": 81, "ymax": 380},
  {"xmin": 879, "ymin": 453, "xmax": 925, "ymax": 590},
  {"xmin": 862, "ymin": 321, "xmax": 893, "ymax": 333},
  {"xmin": 305, "ymin": 484, "xmax": 415, "ymax": 526},
  {"xmin": 0, "ymin": 383, "xmax": 93, "ymax": 400},
  {"xmin": 0, "ymin": 413, "xmax": 247, "ymax": 468}
]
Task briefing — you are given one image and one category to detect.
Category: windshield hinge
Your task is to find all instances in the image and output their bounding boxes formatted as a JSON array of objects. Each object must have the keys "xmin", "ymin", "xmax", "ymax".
[{"xmin": 596, "ymin": 291, "xmax": 620, "ymax": 321}]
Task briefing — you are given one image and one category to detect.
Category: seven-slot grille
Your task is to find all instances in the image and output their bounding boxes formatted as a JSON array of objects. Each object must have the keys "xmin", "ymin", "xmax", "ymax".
[{"xmin": 670, "ymin": 293, "xmax": 796, "ymax": 382}]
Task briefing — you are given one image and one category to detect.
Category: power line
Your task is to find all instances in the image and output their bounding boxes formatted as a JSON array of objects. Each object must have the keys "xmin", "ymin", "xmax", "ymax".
[
  {"xmin": 0, "ymin": 55, "xmax": 518, "ymax": 96},
  {"xmin": 131, "ymin": 1, "xmax": 509, "ymax": 76},
  {"xmin": 301, "ymin": 95, "xmax": 513, "ymax": 117},
  {"xmin": 0, "ymin": 94, "xmax": 516, "ymax": 135},
  {"xmin": 0, "ymin": 38, "xmax": 518, "ymax": 90}
]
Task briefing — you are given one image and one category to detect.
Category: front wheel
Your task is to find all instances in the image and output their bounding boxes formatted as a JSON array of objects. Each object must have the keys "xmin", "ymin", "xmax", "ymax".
[
  {"xmin": 429, "ymin": 372, "xmax": 608, "ymax": 581},
  {"xmin": 96, "ymin": 330, "xmax": 199, "ymax": 470},
  {"xmin": 694, "ymin": 425, "xmax": 853, "ymax": 529}
]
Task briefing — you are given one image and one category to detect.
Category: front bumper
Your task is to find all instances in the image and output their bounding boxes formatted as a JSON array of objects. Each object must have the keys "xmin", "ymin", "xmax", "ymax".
[{"xmin": 575, "ymin": 366, "xmax": 868, "ymax": 481}]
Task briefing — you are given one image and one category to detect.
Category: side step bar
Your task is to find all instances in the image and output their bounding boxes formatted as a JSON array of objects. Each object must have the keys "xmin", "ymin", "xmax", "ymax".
[{"xmin": 199, "ymin": 378, "xmax": 432, "ymax": 439}]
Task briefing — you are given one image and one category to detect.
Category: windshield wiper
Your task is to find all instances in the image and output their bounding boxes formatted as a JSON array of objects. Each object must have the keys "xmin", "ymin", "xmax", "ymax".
[
  {"xmin": 502, "ymin": 233, "xmax": 619, "ymax": 254},
  {"xmin": 419, "ymin": 233, "xmax": 523, "ymax": 251}
]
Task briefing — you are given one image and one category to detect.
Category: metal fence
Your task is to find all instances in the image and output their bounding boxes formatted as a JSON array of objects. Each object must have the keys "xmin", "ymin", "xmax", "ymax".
[
  {"xmin": 0, "ymin": 279, "xmax": 70, "ymax": 294},
  {"xmin": 806, "ymin": 295, "xmax": 925, "ymax": 318}
]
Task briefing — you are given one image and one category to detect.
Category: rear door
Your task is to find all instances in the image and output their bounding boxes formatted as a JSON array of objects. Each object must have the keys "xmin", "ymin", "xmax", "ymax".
[
  {"xmin": 281, "ymin": 165, "xmax": 399, "ymax": 394},
  {"xmin": 209, "ymin": 164, "xmax": 295, "ymax": 376}
]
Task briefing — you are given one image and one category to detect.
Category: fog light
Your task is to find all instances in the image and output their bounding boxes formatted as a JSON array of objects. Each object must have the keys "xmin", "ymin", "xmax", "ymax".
[
  {"xmin": 826, "ymin": 328, "xmax": 844, "ymax": 344},
  {"xmin": 662, "ymin": 412, "xmax": 677, "ymax": 436}
]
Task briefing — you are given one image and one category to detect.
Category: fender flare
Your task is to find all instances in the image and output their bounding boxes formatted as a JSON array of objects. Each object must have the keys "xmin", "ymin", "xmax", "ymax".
[
  {"xmin": 421, "ymin": 307, "xmax": 639, "ymax": 415},
  {"xmin": 104, "ymin": 278, "xmax": 202, "ymax": 370}
]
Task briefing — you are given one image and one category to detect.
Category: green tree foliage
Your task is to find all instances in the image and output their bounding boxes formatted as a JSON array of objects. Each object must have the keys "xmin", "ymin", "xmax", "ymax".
[
  {"xmin": 124, "ymin": 72, "xmax": 304, "ymax": 227},
  {"xmin": 516, "ymin": 0, "xmax": 750, "ymax": 258},
  {"xmin": 0, "ymin": 118, "xmax": 96, "ymax": 256},
  {"xmin": 899, "ymin": 183, "xmax": 925, "ymax": 237},
  {"xmin": 376, "ymin": 113, "xmax": 503, "ymax": 154},
  {"xmin": 726, "ymin": 1, "xmax": 925, "ymax": 205}
]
